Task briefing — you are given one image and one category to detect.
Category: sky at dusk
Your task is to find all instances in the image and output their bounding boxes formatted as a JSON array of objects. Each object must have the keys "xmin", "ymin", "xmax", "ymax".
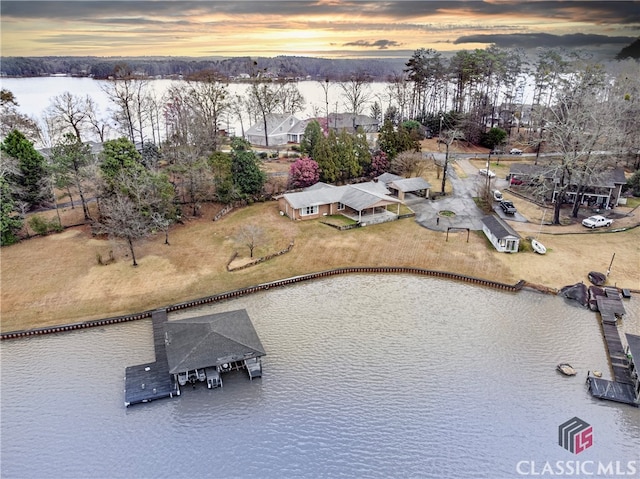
[{"xmin": 1, "ymin": 1, "xmax": 639, "ymax": 59}]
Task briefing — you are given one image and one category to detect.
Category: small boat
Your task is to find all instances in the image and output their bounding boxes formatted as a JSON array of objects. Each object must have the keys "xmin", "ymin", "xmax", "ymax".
[
  {"xmin": 588, "ymin": 271, "xmax": 606, "ymax": 286},
  {"xmin": 531, "ymin": 239, "xmax": 546, "ymax": 255},
  {"xmin": 557, "ymin": 363, "xmax": 577, "ymax": 376}
]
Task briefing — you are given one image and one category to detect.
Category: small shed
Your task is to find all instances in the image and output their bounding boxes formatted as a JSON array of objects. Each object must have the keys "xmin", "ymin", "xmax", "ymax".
[
  {"xmin": 165, "ymin": 309, "xmax": 266, "ymax": 387},
  {"xmin": 481, "ymin": 215, "xmax": 521, "ymax": 253}
]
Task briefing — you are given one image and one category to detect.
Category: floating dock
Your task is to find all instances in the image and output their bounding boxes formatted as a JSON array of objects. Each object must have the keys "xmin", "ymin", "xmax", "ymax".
[
  {"xmin": 585, "ymin": 289, "xmax": 639, "ymax": 407},
  {"xmin": 124, "ymin": 310, "xmax": 179, "ymax": 407}
]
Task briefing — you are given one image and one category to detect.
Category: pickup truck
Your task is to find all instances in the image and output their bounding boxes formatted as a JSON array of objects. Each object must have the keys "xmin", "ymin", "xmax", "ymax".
[{"xmin": 500, "ymin": 200, "xmax": 517, "ymax": 215}]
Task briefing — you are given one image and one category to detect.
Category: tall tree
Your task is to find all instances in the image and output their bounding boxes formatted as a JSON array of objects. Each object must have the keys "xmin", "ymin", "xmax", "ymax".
[
  {"xmin": 300, "ymin": 120, "xmax": 323, "ymax": 156},
  {"xmin": 0, "ymin": 89, "xmax": 41, "ymax": 142},
  {"xmin": 0, "ymin": 174, "xmax": 23, "ymax": 246},
  {"xmin": 44, "ymin": 92, "xmax": 90, "ymax": 142},
  {"xmin": 230, "ymin": 138, "xmax": 266, "ymax": 197},
  {"xmin": 50, "ymin": 133, "xmax": 94, "ymax": 220},
  {"xmin": 247, "ymin": 74, "xmax": 282, "ymax": 146},
  {"xmin": 340, "ymin": 72, "xmax": 372, "ymax": 129},
  {"xmin": 313, "ymin": 131, "xmax": 339, "ymax": 183},
  {"xmin": 1, "ymin": 130, "xmax": 51, "ymax": 210},
  {"xmin": 95, "ymin": 168, "xmax": 175, "ymax": 266}
]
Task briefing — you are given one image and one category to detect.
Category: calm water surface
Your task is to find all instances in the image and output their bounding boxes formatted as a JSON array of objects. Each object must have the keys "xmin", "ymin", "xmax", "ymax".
[{"xmin": 1, "ymin": 275, "xmax": 639, "ymax": 479}]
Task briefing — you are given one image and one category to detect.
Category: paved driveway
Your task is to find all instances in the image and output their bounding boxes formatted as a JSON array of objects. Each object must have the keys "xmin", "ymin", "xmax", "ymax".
[{"xmin": 410, "ymin": 157, "xmax": 517, "ymax": 232}]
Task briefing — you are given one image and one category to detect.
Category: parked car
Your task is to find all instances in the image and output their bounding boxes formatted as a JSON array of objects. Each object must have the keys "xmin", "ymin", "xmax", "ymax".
[
  {"xmin": 500, "ymin": 200, "xmax": 517, "ymax": 215},
  {"xmin": 492, "ymin": 190, "xmax": 503, "ymax": 201},
  {"xmin": 510, "ymin": 148, "xmax": 523, "ymax": 155},
  {"xmin": 490, "ymin": 148, "xmax": 504, "ymax": 155},
  {"xmin": 510, "ymin": 177, "xmax": 523, "ymax": 186},
  {"xmin": 582, "ymin": 215, "xmax": 613, "ymax": 229},
  {"xmin": 479, "ymin": 168, "xmax": 496, "ymax": 178}
]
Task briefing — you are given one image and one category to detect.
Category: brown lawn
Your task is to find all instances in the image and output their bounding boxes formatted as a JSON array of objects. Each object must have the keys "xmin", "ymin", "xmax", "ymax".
[{"xmin": 2, "ymin": 198, "xmax": 639, "ymax": 333}]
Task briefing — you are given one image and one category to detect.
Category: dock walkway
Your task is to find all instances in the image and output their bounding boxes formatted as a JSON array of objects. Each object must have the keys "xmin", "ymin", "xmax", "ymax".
[
  {"xmin": 124, "ymin": 310, "xmax": 178, "ymax": 407},
  {"xmin": 586, "ymin": 291, "xmax": 638, "ymax": 407}
]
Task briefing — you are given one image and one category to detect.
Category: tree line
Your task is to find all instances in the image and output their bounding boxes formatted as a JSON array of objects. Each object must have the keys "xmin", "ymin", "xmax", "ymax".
[{"xmin": 1, "ymin": 47, "xmax": 639, "ymax": 257}]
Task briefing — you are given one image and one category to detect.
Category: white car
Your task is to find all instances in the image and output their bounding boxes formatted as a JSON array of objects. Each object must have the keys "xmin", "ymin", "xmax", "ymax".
[
  {"xmin": 582, "ymin": 215, "xmax": 613, "ymax": 229},
  {"xmin": 492, "ymin": 190, "xmax": 503, "ymax": 201},
  {"xmin": 479, "ymin": 168, "xmax": 496, "ymax": 178},
  {"xmin": 510, "ymin": 148, "xmax": 523, "ymax": 155}
]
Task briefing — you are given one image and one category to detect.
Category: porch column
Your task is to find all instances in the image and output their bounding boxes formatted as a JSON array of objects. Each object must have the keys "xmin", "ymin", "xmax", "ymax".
[{"xmin": 397, "ymin": 204, "xmax": 400, "ymax": 215}]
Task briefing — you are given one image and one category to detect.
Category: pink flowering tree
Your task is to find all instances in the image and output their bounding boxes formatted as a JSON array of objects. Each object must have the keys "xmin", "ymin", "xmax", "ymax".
[
  {"xmin": 368, "ymin": 150, "xmax": 390, "ymax": 178},
  {"xmin": 288, "ymin": 156, "xmax": 320, "ymax": 189}
]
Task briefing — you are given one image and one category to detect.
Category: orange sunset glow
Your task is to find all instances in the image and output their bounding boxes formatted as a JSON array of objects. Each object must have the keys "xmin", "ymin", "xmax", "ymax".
[{"xmin": 1, "ymin": 1, "xmax": 638, "ymax": 58}]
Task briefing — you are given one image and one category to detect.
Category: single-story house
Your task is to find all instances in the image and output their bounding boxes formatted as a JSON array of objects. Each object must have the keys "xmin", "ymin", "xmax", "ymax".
[
  {"xmin": 481, "ymin": 215, "xmax": 521, "ymax": 253},
  {"xmin": 278, "ymin": 180, "xmax": 402, "ymax": 223},
  {"xmin": 508, "ymin": 164, "xmax": 627, "ymax": 208},
  {"xmin": 376, "ymin": 172, "xmax": 431, "ymax": 200},
  {"xmin": 245, "ymin": 114, "xmax": 308, "ymax": 146}
]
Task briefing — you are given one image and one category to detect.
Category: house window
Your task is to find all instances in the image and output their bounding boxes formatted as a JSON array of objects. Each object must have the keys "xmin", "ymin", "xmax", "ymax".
[
  {"xmin": 301, "ymin": 205, "xmax": 318, "ymax": 216},
  {"xmin": 337, "ymin": 202, "xmax": 345, "ymax": 211}
]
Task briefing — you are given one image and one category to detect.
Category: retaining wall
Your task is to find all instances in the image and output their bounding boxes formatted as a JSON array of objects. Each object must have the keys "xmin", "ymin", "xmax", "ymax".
[{"xmin": 1, "ymin": 267, "xmax": 525, "ymax": 340}]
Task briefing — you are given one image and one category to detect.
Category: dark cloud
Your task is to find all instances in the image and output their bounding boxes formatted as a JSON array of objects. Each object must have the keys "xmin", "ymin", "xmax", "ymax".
[
  {"xmin": 454, "ymin": 33, "xmax": 637, "ymax": 49},
  {"xmin": 343, "ymin": 39, "xmax": 402, "ymax": 50},
  {"xmin": 2, "ymin": 1, "xmax": 639, "ymax": 26}
]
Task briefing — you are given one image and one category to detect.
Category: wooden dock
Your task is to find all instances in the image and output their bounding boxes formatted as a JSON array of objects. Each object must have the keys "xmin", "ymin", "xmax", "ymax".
[
  {"xmin": 586, "ymin": 291, "xmax": 638, "ymax": 407},
  {"xmin": 124, "ymin": 310, "xmax": 178, "ymax": 407},
  {"xmin": 587, "ymin": 377, "xmax": 636, "ymax": 405}
]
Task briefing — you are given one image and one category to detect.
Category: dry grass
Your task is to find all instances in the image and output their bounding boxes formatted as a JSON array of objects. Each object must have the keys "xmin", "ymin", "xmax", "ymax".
[{"xmin": 2, "ymin": 144, "xmax": 639, "ymax": 332}]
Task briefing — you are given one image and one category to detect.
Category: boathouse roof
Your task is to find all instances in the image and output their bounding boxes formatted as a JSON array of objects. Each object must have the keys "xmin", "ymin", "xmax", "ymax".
[{"xmin": 164, "ymin": 309, "xmax": 266, "ymax": 375}]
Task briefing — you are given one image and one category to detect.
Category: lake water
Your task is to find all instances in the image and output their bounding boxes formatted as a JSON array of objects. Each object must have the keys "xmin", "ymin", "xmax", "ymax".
[
  {"xmin": 0, "ymin": 77, "xmax": 396, "ymax": 146},
  {"xmin": 1, "ymin": 274, "xmax": 639, "ymax": 479}
]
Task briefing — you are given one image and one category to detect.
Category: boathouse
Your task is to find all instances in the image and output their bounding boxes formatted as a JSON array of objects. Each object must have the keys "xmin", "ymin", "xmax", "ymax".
[
  {"xmin": 124, "ymin": 309, "xmax": 265, "ymax": 407},
  {"xmin": 164, "ymin": 309, "xmax": 266, "ymax": 389}
]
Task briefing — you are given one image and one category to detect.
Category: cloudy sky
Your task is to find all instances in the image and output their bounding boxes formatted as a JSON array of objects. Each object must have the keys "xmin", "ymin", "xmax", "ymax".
[{"xmin": 1, "ymin": 1, "xmax": 638, "ymax": 59}]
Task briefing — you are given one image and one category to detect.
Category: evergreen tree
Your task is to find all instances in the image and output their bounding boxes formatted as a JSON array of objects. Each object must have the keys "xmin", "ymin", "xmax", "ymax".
[
  {"xmin": 335, "ymin": 129, "xmax": 360, "ymax": 182},
  {"xmin": 50, "ymin": 133, "xmax": 93, "ymax": 220},
  {"xmin": 300, "ymin": 120, "xmax": 323, "ymax": 155},
  {"xmin": 1, "ymin": 129, "xmax": 51, "ymax": 210},
  {"xmin": 230, "ymin": 138, "xmax": 266, "ymax": 197},
  {"xmin": 0, "ymin": 175, "xmax": 23, "ymax": 245},
  {"xmin": 313, "ymin": 131, "xmax": 339, "ymax": 183},
  {"xmin": 209, "ymin": 151, "xmax": 236, "ymax": 204},
  {"xmin": 353, "ymin": 127, "xmax": 372, "ymax": 174}
]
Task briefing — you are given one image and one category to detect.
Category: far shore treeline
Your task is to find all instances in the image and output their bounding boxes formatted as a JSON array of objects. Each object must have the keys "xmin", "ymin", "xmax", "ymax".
[
  {"xmin": 0, "ymin": 55, "xmax": 407, "ymax": 81},
  {"xmin": 1, "ymin": 37, "xmax": 638, "ymax": 80}
]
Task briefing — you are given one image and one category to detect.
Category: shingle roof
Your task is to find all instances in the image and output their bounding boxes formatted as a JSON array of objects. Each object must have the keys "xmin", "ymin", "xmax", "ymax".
[
  {"xmin": 390, "ymin": 177, "xmax": 432, "ymax": 192},
  {"xmin": 481, "ymin": 215, "xmax": 521, "ymax": 239},
  {"xmin": 283, "ymin": 181, "xmax": 401, "ymax": 211},
  {"xmin": 245, "ymin": 114, "xmax": 299, "ymax": 137},
  {"xmin": 164, "ymin": 309, "xmax": 265, "ymax": 375}
]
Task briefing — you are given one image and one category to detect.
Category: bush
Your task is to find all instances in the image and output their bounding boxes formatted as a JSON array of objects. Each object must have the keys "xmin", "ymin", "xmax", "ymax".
[{"xmin": 28, "ymin": 215, "xmax": 62, "ymax": 236}]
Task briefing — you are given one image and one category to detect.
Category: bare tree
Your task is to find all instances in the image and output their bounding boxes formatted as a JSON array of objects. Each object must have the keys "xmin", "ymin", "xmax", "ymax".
[
  {"xmin": 248, "ymin": 79, "xmax": 282, "ymax": 146},
  {"xmin": 95, "ymin": 169, "xmax": 175, "ymax": 266},
  {"xmin": 44, "ymin": 92, "xmax": 89, "ymax": 142},
  {"xmin": 390, "ymin": 151, "xmax": 427, "ymax": 178},
  {"xmin": 275, "ymin": 82, "xmax": 305, "ymax": 115},
  {"xmin": 543, "ymin": 62, "xmax": 622, "ymax": 223},
  {"xmin": 236, "ymin": 224, "xmax": 266, "ymax": 258},
  {"xmin": 339, "ymin": 72, "xmax": 372, "ymax": 129}
]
